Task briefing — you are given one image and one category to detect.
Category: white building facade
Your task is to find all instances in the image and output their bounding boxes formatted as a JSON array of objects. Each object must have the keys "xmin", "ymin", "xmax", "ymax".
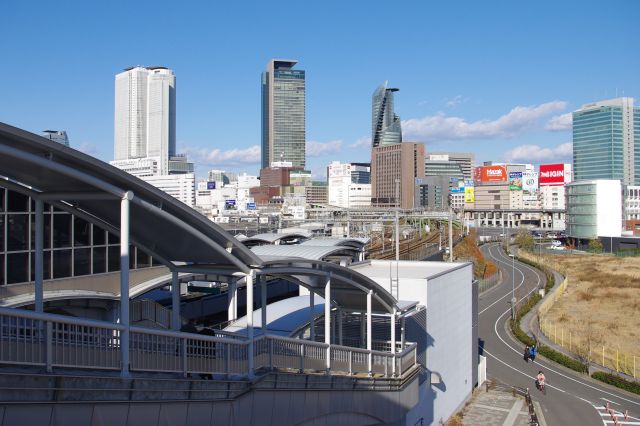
[
  {"xmin": 328, "ymin": 161, "xmax": 372, "ymax": 208},
  {"xmin": 144, "ymin": 173, "xmax": 195, "ymax": 207},
  {"xmin": 566, "ymin": 180, "xmax": 622, "ymax": 239},
  {"xmin": 113, "ymin": 66, "xmax": 176, "ymax": 175}
]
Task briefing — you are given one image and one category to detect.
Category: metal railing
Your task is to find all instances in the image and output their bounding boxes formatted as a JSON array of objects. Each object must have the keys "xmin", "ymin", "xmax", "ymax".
[
  {"xmin": 0, "ymin": 307, "xmax": 418, "ymax": 379},
  {"xmin": 130, "ymin": 299, "xmax": 175, "ymax": 329}
]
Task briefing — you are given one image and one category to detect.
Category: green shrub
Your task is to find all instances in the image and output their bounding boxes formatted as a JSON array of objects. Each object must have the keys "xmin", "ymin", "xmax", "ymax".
[{"xmin": 591, "ymin": 372, "xmax": 640, "ymax": 395}]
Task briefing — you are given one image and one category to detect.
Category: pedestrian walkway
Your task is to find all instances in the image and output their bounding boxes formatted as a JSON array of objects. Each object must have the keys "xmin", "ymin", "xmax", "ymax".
[{"xmin": 459, "ymin": 385, "xmax": 535, "ymax": 426}]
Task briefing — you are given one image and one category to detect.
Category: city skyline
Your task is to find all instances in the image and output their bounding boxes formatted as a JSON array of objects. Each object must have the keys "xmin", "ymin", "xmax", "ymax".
[{"xmin": 1, "ymin": 1, "xmax": 639, "ymax": 180}]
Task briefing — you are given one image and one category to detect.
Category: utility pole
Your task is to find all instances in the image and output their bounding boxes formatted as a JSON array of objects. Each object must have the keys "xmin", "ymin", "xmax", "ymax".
[
  {"xmin": 448, "ymin": 207, "xmax": 453, "ymax": 262},
  {"xmin": 395, "ymin": 179, "xmax": 400, "ymax": 262}
]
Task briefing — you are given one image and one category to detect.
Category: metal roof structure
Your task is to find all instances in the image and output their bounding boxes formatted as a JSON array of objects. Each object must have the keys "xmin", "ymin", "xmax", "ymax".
[
  {"xmin": 258, "ymin": 259, "xmax": 412, "ymax": 314},
  {"xmin": 299, "ymin": 237, "xmax": 370, "ymax": 249},
  {"xmin": 251, "ymin": 245, "xmax": 360, "ymax": 262},
  {"xmin": 0, "ymin": 123, "xmax": 261, "ymax": 273},
  {"xmin": 241, "ymin": 231, "xmax": 310, "ymax": 246}
]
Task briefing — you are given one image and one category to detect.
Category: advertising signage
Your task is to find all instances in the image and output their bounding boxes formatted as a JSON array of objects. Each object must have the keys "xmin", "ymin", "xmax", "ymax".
[
  {"xmin": 207, "ymin": 181, "xmax": 216, "ymax": 190},
  {"xmin": 509, "ymin": 172, "xmax": 523, "ymax": 191},
  {"xmin": 475, "ymin": 165, "xmax": 507, "ymax": 183},
  {"xmin": 522, "ymin": 171, "xmax": 538, "ymax": 193},
  {"xmin": 464, "ymin": 187, "xmax": 475, "ymax": 203},
  {"xmin": 224, "ymin": 199, "xmax": 236, "ymax": 209},
  {"xmin": 539, "ymin": 164, "xmax": 566, "ymax": 186}
]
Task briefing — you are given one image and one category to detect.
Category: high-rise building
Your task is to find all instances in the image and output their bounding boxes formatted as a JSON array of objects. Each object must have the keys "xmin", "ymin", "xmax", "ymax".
[
  {"xmin": 261, "ymin": 59, "xmax": 306, "ymax": 169},
  {"xmin": 41, "ymin": 130, "xmax": 69, "ymax": 147},
  {"xmin": 573, "ymin": 97, "xmax": 640, "ymax": 185},
  {"xmin": 114, "ymin": 66, "xmax": 176, "ymax": 175},
  {"xmin": 425, "ymin": 152, "xmax": 474, "ymax": 180},
  {"xmin": 371, "ymin": 142, "xmax": 425, "ymax": 209},
  {"xmin": 371, "ymin": 81, "xmax": 402, "ymax": 148}
]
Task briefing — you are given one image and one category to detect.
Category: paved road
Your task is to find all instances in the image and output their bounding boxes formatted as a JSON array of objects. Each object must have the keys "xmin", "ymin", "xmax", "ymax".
[{"xmin": 479, "ymin": 243, "xmax": 640, "ymax": 426}]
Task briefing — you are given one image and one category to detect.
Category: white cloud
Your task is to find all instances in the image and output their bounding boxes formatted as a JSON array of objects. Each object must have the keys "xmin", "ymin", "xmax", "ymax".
[
  {"xmin": 306, "ymin": 139, "xmax": 343, "ymax": 157},
  {"xmin": 504, "ymin": 142, "xmax": 572, "ymax": 163},
  {"xmin": 402, "ymin": 100, "xmax": 567, "ymax": 141},
  {"xmin": 445, "ymin": 95, "xmax": 467, "ymax": 108},
  {"xmin": 183, "ymin": 145, "xmax": 261, "ymax": 167},
  {"xmin": 544, "ymin": 112, "xmax": 572, "ymax": 131},
  {"xmin": 349, "ymin": 136, "xmax": 371, "ymax": 149}
]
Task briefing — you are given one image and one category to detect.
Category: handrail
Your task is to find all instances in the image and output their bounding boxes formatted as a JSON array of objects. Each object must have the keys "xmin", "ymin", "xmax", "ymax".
[{"xmin": 0, "ymin": 306, "xmax": 418, "ymax": 379}]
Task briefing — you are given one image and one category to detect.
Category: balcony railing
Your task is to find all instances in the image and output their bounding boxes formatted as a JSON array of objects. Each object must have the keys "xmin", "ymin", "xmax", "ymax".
[{"xmin": 0, "ymin": 307, "xmax": 417, "ymax": 379}]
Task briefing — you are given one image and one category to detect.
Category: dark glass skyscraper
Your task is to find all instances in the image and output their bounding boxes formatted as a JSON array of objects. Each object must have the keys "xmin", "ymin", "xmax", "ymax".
[
  {"xmin": 371, "ymin": 81, "xmax": 402, "ymax": 147},
  {"xmin": 261, "ymin": 59, "xmax": 306, "ymax": 169}
]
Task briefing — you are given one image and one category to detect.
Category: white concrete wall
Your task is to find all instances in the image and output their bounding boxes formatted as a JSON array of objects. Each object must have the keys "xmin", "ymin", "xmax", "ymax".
[
  {"xmin": 405, "ymin": 263, "xmax": 473, "ymax": 425},
  {"xmin": 596, "ymin": 180, "xmax": 622, "ymax": 237}
]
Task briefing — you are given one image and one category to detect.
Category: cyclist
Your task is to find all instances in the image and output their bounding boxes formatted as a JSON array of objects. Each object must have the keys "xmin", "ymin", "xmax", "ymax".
[{"xmin": 536, "ymin": 371, "xmax": 546, "ymax": 393}]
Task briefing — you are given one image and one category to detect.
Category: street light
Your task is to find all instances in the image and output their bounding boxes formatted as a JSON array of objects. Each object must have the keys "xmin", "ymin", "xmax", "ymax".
[{"xmin": 508, "ymin": 253, "xmax": 516, "ymax": 320}]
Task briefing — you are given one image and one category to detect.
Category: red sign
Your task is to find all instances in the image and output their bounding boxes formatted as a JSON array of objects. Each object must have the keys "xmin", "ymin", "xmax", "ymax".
[
  {"xmin": 539, "ymin": 163, "xmax": 565, "ymax": 186},
  {"xmin": 475, "ymin": 165, "xmax": 507, "ymax": 183}
]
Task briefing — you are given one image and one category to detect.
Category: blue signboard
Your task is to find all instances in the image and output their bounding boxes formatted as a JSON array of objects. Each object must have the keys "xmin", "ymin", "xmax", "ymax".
[
  {"xmin": 207, "ymin": 181, "xmax": 216, "ymax": 190},
  {"xmin": 246, "ymin": 202, "xmax": 256, "ymax": 210},
  {"xmin": 450, "ymin": 187, "xmax": 464, "ymax": 193},
  {"xmin": 225, "ymin": 199, "xmax": 236, "ymax": 207}
]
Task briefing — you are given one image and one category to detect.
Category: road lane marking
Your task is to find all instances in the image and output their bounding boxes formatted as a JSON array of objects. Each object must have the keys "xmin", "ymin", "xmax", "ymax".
[{"xmin": 481, "ymin": 245, "xmax": 640, "ymax": 422}]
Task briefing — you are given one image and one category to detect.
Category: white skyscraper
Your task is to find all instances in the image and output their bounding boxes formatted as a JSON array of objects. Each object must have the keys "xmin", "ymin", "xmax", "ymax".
[{"xmin": 114, "ymin": 66, "xmax": 176, "ymax": 175}]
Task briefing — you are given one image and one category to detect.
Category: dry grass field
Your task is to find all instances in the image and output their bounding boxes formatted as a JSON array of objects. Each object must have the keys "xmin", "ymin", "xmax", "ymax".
[{"xmin": 536, "ymin": 253, "xmax": 640, "ymax": 364}]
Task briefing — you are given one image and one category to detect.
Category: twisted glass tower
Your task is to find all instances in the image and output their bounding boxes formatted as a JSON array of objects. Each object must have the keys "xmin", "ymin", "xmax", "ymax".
[{"xmin": 372, "ymin": 81, "xmax": 402, "ymax": 147}]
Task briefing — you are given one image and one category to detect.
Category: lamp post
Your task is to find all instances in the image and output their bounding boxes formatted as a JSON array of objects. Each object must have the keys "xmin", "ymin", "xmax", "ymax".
[
  {"xmin": 509, "ymin": 253, "xmax": 516, "ymax": 320},
  {"xmin": 395, "ymin": 178, "xmax": 400, "ymax": 261}
]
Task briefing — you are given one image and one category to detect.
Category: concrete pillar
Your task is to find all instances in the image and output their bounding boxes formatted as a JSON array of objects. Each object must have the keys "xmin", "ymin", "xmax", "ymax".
[
  {"xmin": 448, "ymin": 208, "xmax": 453, "ymax": 262},
  {"xmin": 360, "ymin": 312, "xmax": 366, "ymax": 348},
  {"xmin": 227, "ymin": 279, "xmax": 237, "ymax": 322},
  {"xmin": 171, "ymin": 270, "xmax": 180, "ymax": 331},
  {"xmin": 246, "ymin": 271, "xmax": 254, "ymax": 375},
  {"xmin": 325, "ymin": 275, "xmax": 331, "ymax": 372},
  {"xmin": 261, "ymin": 275, "xmax": 267, "ymax": 334},
  {"xmin": 337, "ymin": 307, "xmax": 343, "ymax": 346},
  {"xmin": 120, "ymin": 191, "xmax": 133, "ymax": 377},
  {"xmin": 401, "ymin": 315, "xmax": 406, "ymax": 349},
  {"xmin": 367, "ymin": 290, "xmax": 373, "ymax": 375},
  {"xmin": 310, "ymin": 292, "xmax": 316, "ymax": 340},
  {"xmin": 34, "ymin": 199, "xmax": 44, "ymax": 313},
  {"xmin": 391, "ymin": 308, "xmax": 397, "ymax": 376}
]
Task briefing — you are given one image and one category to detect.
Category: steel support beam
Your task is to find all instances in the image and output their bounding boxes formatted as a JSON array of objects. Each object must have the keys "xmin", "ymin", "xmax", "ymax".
[
  {"xmin": 34, "ymin": 199, "xmax": 44, "ymax": 313},
  {"xmin": 120, "ymin": 191, "xmax": 133, "ymax": 377},
  {"xmin": 171, "ymin": 270, "xmax": 180, "ymax": 331}
]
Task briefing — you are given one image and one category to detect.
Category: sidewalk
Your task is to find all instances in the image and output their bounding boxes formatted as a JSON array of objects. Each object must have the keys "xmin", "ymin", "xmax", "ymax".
[{"xmin": 459, "ymin": 383, "xmax": 539, "ymax": 426}]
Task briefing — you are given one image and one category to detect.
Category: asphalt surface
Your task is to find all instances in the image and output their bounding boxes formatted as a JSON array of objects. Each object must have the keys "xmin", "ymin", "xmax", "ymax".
[{"xmin": 479, "ymin": 243, "xmax": 640, "ymax": 426}]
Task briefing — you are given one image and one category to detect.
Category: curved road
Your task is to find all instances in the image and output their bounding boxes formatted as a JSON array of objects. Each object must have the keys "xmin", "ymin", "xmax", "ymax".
[{"xmin": 479, "ymin": 243, "xmax": 640, "ymax": 425}]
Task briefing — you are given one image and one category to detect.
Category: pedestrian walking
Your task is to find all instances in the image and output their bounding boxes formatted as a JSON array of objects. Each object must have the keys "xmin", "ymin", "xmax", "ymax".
[{"xmin": 523, "ymin": 345, "xmax": 530, "ymax": 363}]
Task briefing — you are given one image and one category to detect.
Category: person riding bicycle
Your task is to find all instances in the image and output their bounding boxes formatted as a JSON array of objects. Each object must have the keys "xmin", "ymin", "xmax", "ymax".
[{"xmin": 536, "ymin": 371, "xmax": 546, "ymax": 390}]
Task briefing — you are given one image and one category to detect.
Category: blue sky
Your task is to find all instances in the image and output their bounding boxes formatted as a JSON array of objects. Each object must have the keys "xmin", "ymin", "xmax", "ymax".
[{"xmin": 2, "ymin": 1, "xmax": 639, "ymax": 180}]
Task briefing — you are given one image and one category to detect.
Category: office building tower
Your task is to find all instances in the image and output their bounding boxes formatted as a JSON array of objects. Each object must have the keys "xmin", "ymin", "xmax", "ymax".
[
  {"xmin": 261, "ymin": 59, "xmax": 306, "ymax": 169},
  {"xmin": 114, "ymin": 66, "xmax": 176, "ymax": 175},
  {"xmin": 426, "ymin": 152, "xmax": 474, "ymax": 180},
  {"xmin": 371, "ymin": 81, "xmax": 402, "ymax": 148},
  {"xmin": 41, "ymin": 130, "xmax": 69, "ymax": 147},
  {"xmin": 371, "ymin": 142, "xmax": 425, "ymax": 209},
  {"xmin": 573, "ymin": 97, "xmax": 640, "ymax": 185}
]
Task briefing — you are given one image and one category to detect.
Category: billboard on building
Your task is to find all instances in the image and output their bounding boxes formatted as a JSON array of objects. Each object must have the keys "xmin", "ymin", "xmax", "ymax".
[
  {"xmin": 224, "ymin": 199, "xmax": 236, "ymax": 209},
  {"xmin": 522, "ymin": 171, "xmax": 538, "ymax": 193},
  {"xmin": 540, "ymin": 163, "xmax": 569, "ymax": 186},
  {"xmin": 475, "ymin": 165, "xmax": 507, "ymax": 183},
  {"xmin": 464, "ymin": 187, "xmax": 475, "ymax": 203},
  {"xmin": 451, "ymin": 187, "xmax": 464, "ymax": 193},
  {"xmin": 509, "ymin": 172, "xmax": 523, "ymax": 191},
  {"xmin": 207, "ymin": 181, "xmax": 216, "ymax": 190},
  {"xmin": 246, "ymin": 202, "xmax": 256, "ymax": 210}
]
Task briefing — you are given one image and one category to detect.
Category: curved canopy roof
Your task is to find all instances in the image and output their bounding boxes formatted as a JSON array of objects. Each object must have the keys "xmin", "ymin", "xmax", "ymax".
[
  {"xmin": 0, "ymin": 123, "xmax": 262, "ymax": 272},
  {"xmin": 258, "ymin": 259, "xmax": 405, "ymax": 314},
  {"xmin": 251, "ymin": 245, "xmax": 359, "ymax": 262},
  {"xmin": 299, "ymin": 237, "xmax": 369, "ymax": 249},
  {"xmin": 241, "ymin": 231, "xmax": 310, "ymax": 246}
]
